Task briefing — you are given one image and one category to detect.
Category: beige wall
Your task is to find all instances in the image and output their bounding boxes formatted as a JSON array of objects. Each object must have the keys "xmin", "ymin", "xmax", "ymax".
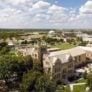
[
  {"xmin": 43, "ymin": 53, "xmax": 86, "ymax": 82},
  {"xmin": 52, "ymin": 58, "xmax": 74, "ymax": 82},
  {"xmin": 86, "ymin": 51, "xmax": 92, "ymax": 60},
  {"xmin": 74, "ymin": 54, "xmax": 86, "ymax": 68}
]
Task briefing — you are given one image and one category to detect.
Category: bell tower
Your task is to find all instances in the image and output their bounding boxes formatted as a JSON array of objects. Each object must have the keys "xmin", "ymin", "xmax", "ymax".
[
  {"xmin": 32, "ymin": 40, "xmax": 47, "ymax": 65},
  {"xmin": 32, "ymin": 40, "xmax": 47, "ymax": 72}
]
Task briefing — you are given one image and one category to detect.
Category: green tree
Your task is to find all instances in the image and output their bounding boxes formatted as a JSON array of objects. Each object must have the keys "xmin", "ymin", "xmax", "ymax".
[
  {"xmin": 0, "ymin": 55, "xmax": 33, "ymax": 83},
  {"xmin": 20, "ymin": 70, "xmax": 41, "ymax": 92},
  {"xmin": 0, "ymin": 55, "xmax": 19, "ymax": 84},
  {"xmin": 0, "ymin": 56, "xmax": 10, "ymax": 83},
  {"xmin": 35, "ymin": 74, "xmax": 56, "ymax": 92},
  {"xmin": 87, "ymin": 74, "xmax": 92, "ymax": 91},
  {"xmin": 0, "ymin": 46, "xmax": 10, "ymax": 55},
  {"xmin": 21, "ymin": 71, "xmax": 56, "ymax": 92},
  {"xmin": 18, "ymin": 55, "xmax": 33, "ymax": 71},
  {"xmin": 79, "ymin": 41, "xmax": 88, "ymax": 46}
]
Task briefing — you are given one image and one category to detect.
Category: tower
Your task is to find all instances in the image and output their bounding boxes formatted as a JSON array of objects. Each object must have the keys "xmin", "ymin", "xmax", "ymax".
[{"xmin": 32, "ymin": 40, "xmax": 47, "ymax": 66}]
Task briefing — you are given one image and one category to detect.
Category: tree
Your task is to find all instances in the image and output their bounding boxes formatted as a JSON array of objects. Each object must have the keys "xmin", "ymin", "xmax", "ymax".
[
  {"xmin": 0, "ymin": 55, "xmax": 20, "ymax": 84},
  {"xmin": 0, "ymin": 42, "xmax": 7, "ymax": 47},
  {"xmin": 83, "ymin": 72, "xmax": 87, "ymax": 79},
  {"xmin": 35, "ymin": 74, "xmax": 56, "ymax": 92},
  {"xmin": 0, "ymin": 56, "xmax": 10, "ymax": 83},
  {"xmin": 0, "ymin": 46, "xmax": 10, "ymax": 55},
  {"xmin": 21, "ymin": 40, "xmax": 28, "ymax": 44},
  {"xmin": 87, "ymin": 74, "xmax": 92, "ymax": 91},
  {"xmin": 79, "ymin": 41, "xmax": 88, "ymax": 46},
  {"xmin": 0, "ymin": 55, "xmax": 33, "ymax": 83},
  {"xmin": 33, "ymin": 60, "xmax": 43, "ymax": 73},
  {"xmin": 20, "ymin": 71, "xmax": 56, "ymax": 92},
  {"xmin": 56, "ymin": 85, "xmax": 65, "ymax": 92},
  {"xmin": 20, "ymin": 70, "xmax": 41, "ymax": 92},
  {"xmin": 18, "ymin": 55, "xmax": 33, "ymax": 71}
]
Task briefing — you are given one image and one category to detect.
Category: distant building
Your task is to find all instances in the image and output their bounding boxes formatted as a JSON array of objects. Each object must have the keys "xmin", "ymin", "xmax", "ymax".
[
  {"xmin": 86, "ymin": 43, "xmax": 92, "ymax": 47},
  {"xmin": 76, "ymin": 33, "xmax": 92, "ymax": 42},
  {"xmin": 48, "ymin": 30, "xmax": 56, "ymax": 37},
  {"xmin": 79, "ymin": 46, "xmax": 92, "ymax": 60},
  {"xmin": 8, "ymin": 41, "xmax": 15, "ymax": 46},
  {"xmin": 82, "ymin": 36, "xmax": 92, "ymax": 42}
]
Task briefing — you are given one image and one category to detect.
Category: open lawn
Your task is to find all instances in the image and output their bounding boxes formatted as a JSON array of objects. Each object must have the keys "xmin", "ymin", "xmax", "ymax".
[
  {"xmin": 56, "ymin": 82, "xmax": 87, "ymax": 92},
  {"xmin": 56, "ymin": 85, "xmax": 71, "ymax": 92},
  {"xmin": 52, "ymin": 43, "xmax": 78, "ymax": 50},
  {"xmin": 76, "ymin": 78, "xmax": 87, "ymax": 83},
  {"xmin": 73, "ymin": 84, "xmax": 86, "ymax": 92}
]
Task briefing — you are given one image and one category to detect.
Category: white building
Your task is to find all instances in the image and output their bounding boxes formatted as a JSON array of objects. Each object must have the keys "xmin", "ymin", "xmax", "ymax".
[
  {"xmin": 76, "ymin": 33, "xmax": 92, "ymax": 42},
  {"xmin": 48, "ymin": 30, "xmax": 56, "ymax": 37}
]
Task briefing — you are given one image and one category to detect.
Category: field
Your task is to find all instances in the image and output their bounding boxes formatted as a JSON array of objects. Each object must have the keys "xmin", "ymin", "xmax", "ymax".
[
  {"xmin": 73, "ymin": 84, "xmax": 86, "ymax": 92},
  {"xmin": 56, "ymin": 84, "xmax": 87, "ymax": 92},
  {"xmin": 52, "ymin": 43, "xmax": 78, "ymax": 50},
  {"xmin": 76, "ymin": 78, "xmax": 87, "ymax": 83}
]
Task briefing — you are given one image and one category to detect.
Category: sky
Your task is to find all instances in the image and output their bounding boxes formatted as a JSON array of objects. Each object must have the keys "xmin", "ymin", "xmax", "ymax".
[{"xmin": 0, "ymin": 0, "xmax": 92, "ymax": 29}]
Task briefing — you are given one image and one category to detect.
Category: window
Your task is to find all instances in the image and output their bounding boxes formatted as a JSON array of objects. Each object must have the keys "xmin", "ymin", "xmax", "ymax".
[
  {"xmin": 46, "ymin": 61, "xmax": 49, "ymax": 65},
  {"xmin": 62, "ymin": 69, "xmax": 67, "ymax": 74},
  {"xmin": 48, "ymin": 68, "xmax": 51, "ymax": 73},
  {"xmin": 68, "ymin": 62, "xmax": 73, "ymax": 68},
  {"xmin": 75, "ymin": 57, "xmax": 77, "ymax": 61},
  {"xmin": 62, "ymin": 74, "xmax": 66, "ymax": 79},
  {"xmin": 35, "ymin": 54, "xmax": 37, "ymax": 57},
  {"xmin": 77, "ymin": 56, "xmax": 80, "ymax": 61},
  {"xmin": 56, "ymin": 73, "xmax": 61, "ymax": 79}
]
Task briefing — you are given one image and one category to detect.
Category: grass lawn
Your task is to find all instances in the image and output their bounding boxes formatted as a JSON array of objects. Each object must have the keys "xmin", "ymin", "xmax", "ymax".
[
  {"xmin": 65, "ymin": 86, "xmax": 71, "ymax": 92},
  {"xmin": 76, "ymin": 78, "xmax": 87, "ymax": 83},
  {"xmin": 56, "ymin": 85, "xmax": 71, "ymax": 92},
  {"xmin": 73, "ymin": 84, "xmax": 86, "ymax": 92},
  {"xmin": 52, "ymin": 43, "xmax": 78, "ymax": 50},
  {"xmin": 56, "ymin": 84, "xmax": 88, "ymax": 92}
]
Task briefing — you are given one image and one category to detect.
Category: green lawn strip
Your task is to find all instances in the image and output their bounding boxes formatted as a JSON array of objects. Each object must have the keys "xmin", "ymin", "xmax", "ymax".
[
  {"xmin": 52, "ymin": 43, "xmax": 77, "ymax": 50},
  {"xmin": 65, "ymin": 86, "xmax": 71, "ymax": 92},
  {"xmin": 56, "ymin": 85, "xmax": 71, "ymax": 92},
  {"xmin": 76, "ymin": 78, "xmax": 87, "ymax": 83},
  {"xmin": 73, "ymin": 84, "xmax": 86, "ymax": 92}
]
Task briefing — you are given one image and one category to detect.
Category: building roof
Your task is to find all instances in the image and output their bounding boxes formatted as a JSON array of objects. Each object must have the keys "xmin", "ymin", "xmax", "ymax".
[
  {"xmin": 49, "ymin": 47, "xmax": 86, "ymax": 57},
  {"xmin": 43, "ymin": 46, "xmax": 86, "ymax": 66},
  {"xmin": 47, "ymin": 48, "xmax": 61, "ymax": 52},
  {"xmin": 64, "ymin": 47, "xmax": 86, "ymax": 57},
  {"xmin": 86, "ymin": 44, "xmax": 92, "ymax": 47},
  {"xmin": 8, "ymin": 41, "xmax": 15, "ymax": 46},
  {"xmin": 79, "ymin": 46, "xmax": 92, "ymax": 52},
  {"xmin": 48, "ymin": 30, "xmax": 55, "ymax": 34},
  {"xmin": 17, "ymin": 48, "xmax": 35, "ymax": 55},
  {"xmin": 48, "ymin": 53, "xmax": 71, "ymax": 65}
]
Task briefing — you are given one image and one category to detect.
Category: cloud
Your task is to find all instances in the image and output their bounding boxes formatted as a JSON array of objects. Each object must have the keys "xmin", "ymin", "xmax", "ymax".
[
  {"xmin": 5, "ymin": 0, "xmax": 27, "ymax": 5},
  {"xmin": 48, "ymin": 4, "xmax": 66, "ymax": 14},
  {"xmin": 0, "ymin": 0, "xmax": 91, "ymax": 28},
  {"xmin": 80, "ymin": 0, "xmax": 92, "ymax": 14},
  {"xmin": 32, "ymin": 1, "xmax": 50, "ymax": 9},
  {"xmin": 2, "ymin": 0, "xmax": 34, "ymax": 6}
]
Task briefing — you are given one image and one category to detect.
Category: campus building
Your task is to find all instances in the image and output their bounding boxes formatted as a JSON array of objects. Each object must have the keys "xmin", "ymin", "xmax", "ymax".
[
  {"xmin": 16, "ymin": 43, "xmax": 89, "ymax": 83},
  {"xmin": 43, "ymin": 47, "xmax": 86, "ymax": 82},
  {"xmin": 79, "ymin": 46, "xmax": 92, "ymax": 60}
]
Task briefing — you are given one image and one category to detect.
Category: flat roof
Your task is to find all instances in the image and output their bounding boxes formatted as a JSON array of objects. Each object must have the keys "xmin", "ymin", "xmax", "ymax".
[
  {"xmin": 47, "ymin": 48, "xmax": 61, "ymax": 52},
  {"xmin": 49, "ymin": 46, "xmax": 86, "ymax": 57},
  {"xmin": 79, "ymin": 46, "xmax": 92, "ymax": 52}
]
